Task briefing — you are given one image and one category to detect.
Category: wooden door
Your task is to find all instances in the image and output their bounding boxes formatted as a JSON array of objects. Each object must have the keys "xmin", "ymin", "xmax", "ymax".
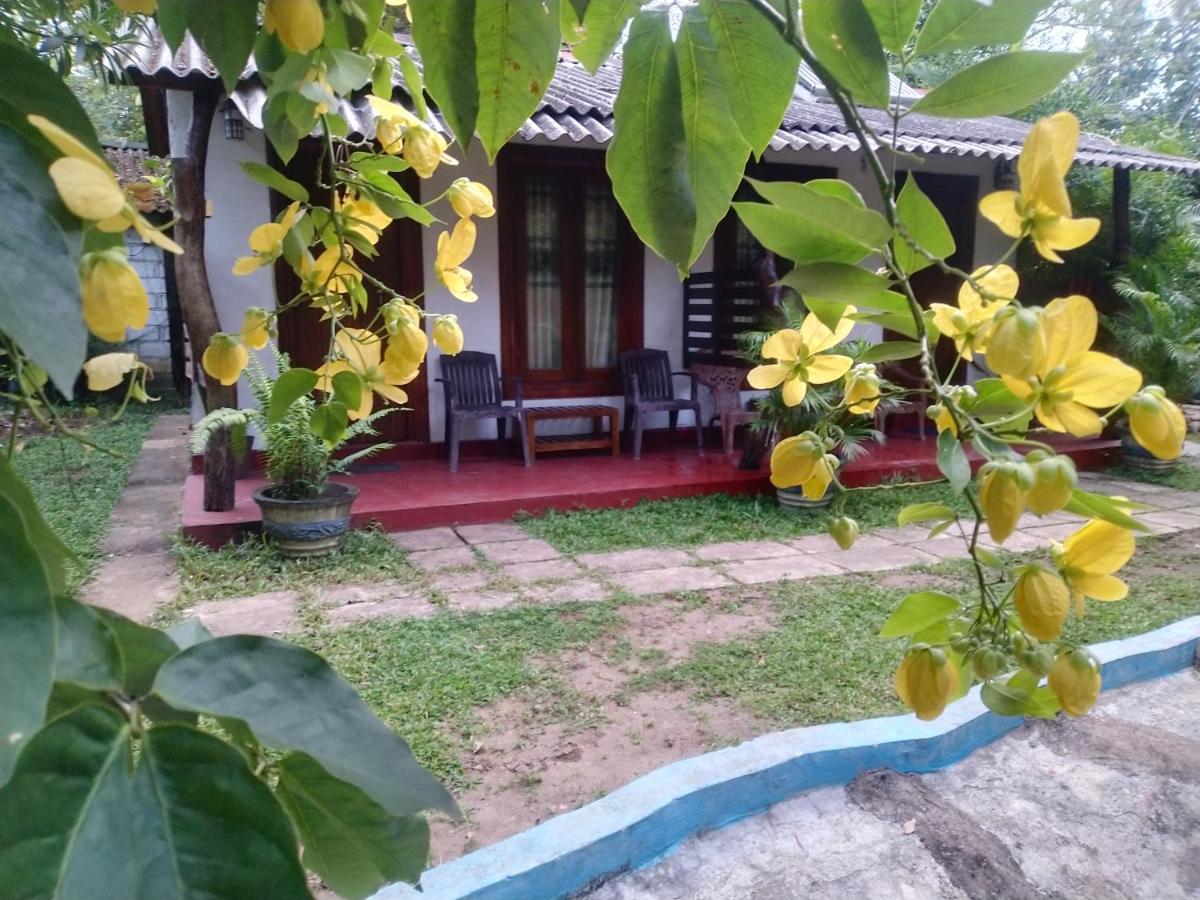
[{"xmin": 268, "ymin": 139, "xmax": 429, "ymax": 442}]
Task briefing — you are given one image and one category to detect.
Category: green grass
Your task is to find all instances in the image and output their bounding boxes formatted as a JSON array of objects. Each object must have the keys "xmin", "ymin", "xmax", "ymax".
[
  {"xmin": 173, "ymin": 527, "xmax": 419, "ymax": 604},
  {"xmin": 12, "ymin": 406, "xmax": 157, "ymax": 590},
  {"xmin": 301, "ymin": 603, "xmax": 620, "ymax": 786},
  {"xmin": 518, "ymin": 481, "xmax": 968, "ymax": 554},
  {"xmin": 1105, "ymin": 460, "xmax": 1200, "ymax": 491}
]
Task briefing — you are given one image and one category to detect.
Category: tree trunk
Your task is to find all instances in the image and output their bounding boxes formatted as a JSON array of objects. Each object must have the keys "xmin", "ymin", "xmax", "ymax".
[
  {"xmin": 1112, "ymin": 167, "xmax": 1132, "ymax": 267},
  {"xmin": 172, "ymin": 84, "xmax": 238, "ymax": 511}
]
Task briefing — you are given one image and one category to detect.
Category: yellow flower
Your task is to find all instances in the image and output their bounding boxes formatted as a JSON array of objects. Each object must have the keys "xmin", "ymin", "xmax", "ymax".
[
  {"xmin": 307, "ymin": 247, "xmax": 363, "ymax": 296},
  {"xmin": 367, "ymin": 95, "xmax": 457, "ymax": 178},
  {"xmin": 979, "ymin": 112, "xmax": 1101, "ymax": 263},
  {"xmin": 115, "ymin": 0, "xmax": 156, "ymax": 12},
  {"xmin": 747, "ymin": 309, "xmax": 857, "ymax": 407},
  {"xmin": 264, "ymin": 0, "xmax": 326, "ymax": 53},
  {"xmin": 316, "ymin": 328, "xmax": 415, "ymax": 420},
  {"xmin": 769, "ymin": 431, "xmax": 838, "ymax": 500},
  {"xmin": 28, "ymin": 115, "xmax": 182, "ymax": 254},
  {"xmin": 83, "ymin": 352, "xmax": 139, "ymax": 392},
  {"xmin": 895, "ymin": 648, "xmax": 959, "ymax": 721},
  {"xmin": 1127, "ymin": 386, "xmax": 1187, "ymax": 461},
  {"xmin": 983, "ymin": 305, "xmax": 1045, "ymax": 380},
  {"xmin": 434, "ymin": 217, "xmax": 478, "ymax": 303},
  {"xmin": 341, "ymin": 196, "xmax": 391, "ymax": 246},
  {"xmin": 382, "ymin": 301, "xmax": 429, "ymax": 372},
  {"xmin": 842, "ymin": 363, "xmax": 881, "ymax": 415},
  {"xmin": 1013, "ymin": 565, "xmax": 1070, "ymax": 641},
  {"xmin": 978, "ymin": 460, "xmax": 1033, "ymax": 544},
  {"xmin": 929, "ymin": 403, "xmax": 956, "ymax": 435},
  {"xmin": 1001, "ymin": 295, "xmax": 1141, "ymax": 437},
  {"xmin": 930, "ymin": 264, "xmax": 1018, "ymax": 360},
  {"xmin": 241, "ymin": 308, "xmax": 272, "ymax": 350},
  {"xmin": 432, "ymin": 316, "xmax": 464, "ymax": 355},
  {"xmin": 1054, "ymin": 519, "xmax": 1135, "ymax": 612},
  {"xmin": 233, "ymin": 202, "xmax": 300, "ymax": 275},
  {"xmin": 1047, "ymin": 648, "xmax": 1101, "ymax": 716},
  {"xmin": 202, "ymin": 334, "xmax": 248, "ymax": 387},
  {"xmin": 81, "ymin": 254, "xmax": 150, "ymax": 342},
  {"xmin": 448, "ymin": 178, "xmax": 496, "ymax": 219},
  {"xmin": 1024, "ymin": 451, "xmax": 1076, "ymax": 515}
]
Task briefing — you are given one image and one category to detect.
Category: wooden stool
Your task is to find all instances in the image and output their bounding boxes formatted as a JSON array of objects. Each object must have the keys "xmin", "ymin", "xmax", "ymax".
[{"xmin": 524, "ymin": 405, "xmax": 619, "ymax": 460}]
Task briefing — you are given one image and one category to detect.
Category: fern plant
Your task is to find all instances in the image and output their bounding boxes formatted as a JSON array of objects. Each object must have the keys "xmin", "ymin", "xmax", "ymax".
[{"xmin": 192, "ymin": 350, "xmax": 394, "ymax": 500}]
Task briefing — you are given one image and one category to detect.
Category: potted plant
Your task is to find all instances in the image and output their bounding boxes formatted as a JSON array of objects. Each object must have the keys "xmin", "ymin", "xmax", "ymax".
[{"xmin": 192, "ymin": 351, "xmax": 393, "ymax": 557}]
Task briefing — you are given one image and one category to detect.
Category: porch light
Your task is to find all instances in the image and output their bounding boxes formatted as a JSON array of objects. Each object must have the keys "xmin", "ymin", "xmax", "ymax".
[
  {"xmin": 222, "ymin": 101, "xmax": 244, "ymax": 141},
  {"xmin": 993, "ymin": 157, "xmax": 1017, "ymax": 190}
]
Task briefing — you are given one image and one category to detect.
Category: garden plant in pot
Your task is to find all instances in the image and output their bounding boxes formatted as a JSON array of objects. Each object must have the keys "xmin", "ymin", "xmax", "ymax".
[{"xmin": 193, "ymin": 344, "xmax": 399, "ymax": 557}]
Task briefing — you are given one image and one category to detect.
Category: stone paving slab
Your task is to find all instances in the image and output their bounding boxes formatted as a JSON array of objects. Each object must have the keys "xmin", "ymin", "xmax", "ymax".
[
  {"xmin": 326, "ymin": 595, "xmax": 439, "ymax": 627},
  {"xmin": 429, "ymin": 569, "xmax": 492, "ymax": 593},
  {"xmin": 407, "ymin": 545, "xmax": 478, "ymax": 572},
  {"xmin": 455, "ymin": 523, "xmax": 529, "ymax": 544},
  {"xmin": 1020, "ymin": 521, "xmax": 1080, "ymax": 543},
  {"xmin": 389, "ymin": 527, "xmax": 465, "ymax": 552},
  {"xmin": 477, "ymin": 538, "xmax": 561, "ymax": 564},
  {"xmin": 502, "ymin": 558, "xmax": 583, "ymax": 584},
  {"xmin": 523, "ymin": 579, "xmax": 611, "ymax": 604},
  {"xmin": 787, "ymin": 531, "xmax": 897, "ymax": 554},
  {"xmin": 693, "ymin": 540, "xmax": 797, "ymax": 562},
  {"xmin": 577, "ymin": 548, "xmax": 695, "ymax": 573},
  {"xmin": 191, "ymin": 591, "xmax": 299, "ymax": 637},
  {"xmin": 315, "ymin": 581, "xmax": 419, "ymax": 607},
  {"xmin": 85, "ymin": 554, "xmax": 180, "ymax": 623},
  {"xmin": 722, "ymin": 553, "xmax": 846, "ymax": 585},
  {"xmin": 826, "ymin": 543, "xmax": 940, "ymax": 573},
  {"xmin": 444, "ymin": 590, "xmax": 520, "ymax": 613},
  {"xmin": 1138, "ymin": 509, "xmax": 1200, "ymax": 531},
  {"xmin": 907, "ymin": 539, "xmax": 974, "ymax": 560},
  {"xmin": 611, "ymin": 566, "xmax": 730, "ymax": 596},
  {"xmin": 872, "ymin": 524, "xmax": 960, "ymax": 545}
]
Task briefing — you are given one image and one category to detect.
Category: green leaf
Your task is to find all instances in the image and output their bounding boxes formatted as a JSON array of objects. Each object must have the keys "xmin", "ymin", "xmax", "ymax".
[
  {"xmin": 862, "ymin": 0, "xmax": 921, "ymax": 53},
  {"xmin": 0, "ymin": 455, "xmax": 73, "ymax": 594},
  {"xmin": 894, "ymin": 175, "xmax": 955, "ymax": 275},
  {"xmin": 974, "ymin": 546, "xmax": 1004, "ymax": 570},
  {"xmin": 570, "ymin": 0, "xmax": 640, "ymax": 73},
  {"xmin": 702, "ymin": 0, "xmax": 800, "ymax": 157},
  {"xmin": 909, "ymin": 51, "xmax": 1085, "ymax": 119},
  {"xmin": 240, "ymin": 161, "xmax": 310, "ymax": 203},
  {"xmin": 734, "ymin": 203, "xmax": 871, "ymax": 268},
  {"xmin": 804, "ymin": 296, "xmax": 850, "ymax": 332},
  {"xmin": 332, "ymin": 370, "xmax": 364, "ymax": 413},
  {"xmin": 937, "ymin": 428, "xmax": 970, "ymax": 493},
  {"xmin": 474, "ymin": 0, "xmax": 561, "ymax": 161},
  {"xmin": 174, "ymin": 0, "xmax": 257, "ymax": 93},
  {"xmin": 852, "ymin": 310, "xmax": 920, "ymax": 339},
  {"xmin": 409, "ymin": 0, "xmax": 479, "ymax": 150},
  {"xmin": 0, "ymin": 128, "xmax": 87, "ymax": 397},
  {"xmin": 750, "ymin": 178, "xmax": 893, "ymax": 250},
  {"xmin": 156, "ymin": 0, "xmax": 189, "ymax": 53},
  {"xmin": 879, "ymin": 591, "xmax": 960, "ymax": 637},
  {"xmin": 916, "ymin": 0, "xmax": 1051, "ymax": 56},
  {"xmin": 1065, "ymin": 490, "xmax": 1150, "ymax": 533},
  {"xmin": 802, "ymin": 0, "xmax": 890, "ymax": 108},
  {"xmin": 0, "ymin": 490, "xmax": 57, "ymax": 782},
  {"xmin": 779, "ymin": 263, "xmax": 893, "ymax": 306},
  {"xmin": 324, "ymin": 48, "xmax": 375, "ymax": 95},
  {"xmin": 398, "ymin": 53, "xmax": 429, "ymax": 121},
  {"xmin": 153, "ymin": 636, "xmax": 458, "ymax": 817},
  {"xmin": 263, "ymin": 92, "xmax": 302, "ymax": 163},
  {"xmin": 165, "ymin": 618, "xmax": 213, "ymax": 651},
  {"xmin": 93, "ymin": 608, "xmax": 180, "ymax": 698},
  {"xmin": 675, "ymin": 6, "xmax": 753, "ymax": 265},
  {"xmin": 55, "ymin": 599, "xmax": 123, "ymax": 692},
  {"xmin": 1021, "ymin": 685, "xmax": 1061, "ymax": 718},
  {"xmin": 268, "ymin": 367, "xmax": 319, "ymax": 424},
  {"xmin": 859, "ymin": 340, "xmax": 922, "ymax": 363},
  {"xmin": 981, "ymin": 679, "xmax": 1029, "ymax": 717},
  {"xmin": 311, "ymin": 401, "xmax": 350, "ymax": 448},
  {"xmin": 276, "ymin": 753, "xmax": 430, "ymax": 898},
  {"xmin": 0, "ymin": 42, "xmax": 103, "ymax": 160},
  {"xmin": 897, "ymin": 502, "xmax": 954, "ymax": 526}
]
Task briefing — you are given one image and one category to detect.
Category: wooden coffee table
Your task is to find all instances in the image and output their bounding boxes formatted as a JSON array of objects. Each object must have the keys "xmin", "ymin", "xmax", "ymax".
[{"xmin": 524, "ymin": 404, "xmax": 620, "ymax": 460}]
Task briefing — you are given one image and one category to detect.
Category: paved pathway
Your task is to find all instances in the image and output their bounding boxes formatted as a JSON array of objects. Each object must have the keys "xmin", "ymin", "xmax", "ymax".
[
  {"xmin": 191, "ymin": 471, "xmax": 1200, "ymax": 637},
  {"xmin": 82, "ymin": 414, "xmax": 189, "ymax": 621},
  {"xmin": 588, "ymin": 667, "xmax": 1200, "ymax": 900}
]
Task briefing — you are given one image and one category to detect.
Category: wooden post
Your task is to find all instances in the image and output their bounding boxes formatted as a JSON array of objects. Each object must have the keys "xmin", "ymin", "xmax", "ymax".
[{"xmin": 1113, "ymin": 167, "xmax": 1132, "ymax": 266}]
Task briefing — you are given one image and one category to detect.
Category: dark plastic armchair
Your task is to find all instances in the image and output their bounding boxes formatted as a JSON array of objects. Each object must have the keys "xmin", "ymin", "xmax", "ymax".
[
  {"xmin": 619, "ymin": 349, "xmax": 704, "ymax": 460},
  {"xmin": 437, "ymin": 351, "xmax": 531, "ymax": 472}
]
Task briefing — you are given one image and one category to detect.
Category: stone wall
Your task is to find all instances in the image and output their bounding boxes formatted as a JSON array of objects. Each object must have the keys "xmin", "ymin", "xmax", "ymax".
[{"xmin": 123, "ymin": 230, "xmax": 174, "ymax": 378}]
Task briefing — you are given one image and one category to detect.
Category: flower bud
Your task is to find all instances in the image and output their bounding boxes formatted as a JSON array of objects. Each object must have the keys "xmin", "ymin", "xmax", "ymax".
[
  {"xmin": 826, "ymin": 515, "xmax": 860, "ymax": 550},
  {"xmin": 971, "ymin": 647, "xmax": 1006, "ymax": 680},
  {"xmin": 1025, "ymin": 452, "xmax": 1076, "ymax": 515},
  {"xmin": 895, "ymin": 648, "xmax": 959, "ymax": 721},
  {"xmin": 984, "ymin": 305, "xmax": 1045, "ymax": 380},
  {"xmin": 448, "ymin": 178, "xmax": 496, "ymax": 219},
  {"xmin": 842, "ymin": 363, "xmax": 881, "ymax": 415},
  {"xmin": 1127, "ymin": 387, "xmax": 1187, "ymax": 461},
  {"xmin": 1048, "ymin": 648, "xmax": 1101, "ymax": 716},
  {"xmin": 404, "ymin": 123, "xmax": 451, "ymax": 179},
  {"xmin": 241, "ymin": 307, "xmax": 272, "ymax": 351},
  {"xmin": 1013, "ymin": 565, "xmax": 1070, "ymax": 640},
  {"xmin": 264, "ymin": 0, "xmax": 326, "ymax": 53},
  {"xmin": 432, "ymin": 316, "xmax": 464, "ymax": 355},
  {"xmin": 978, "ymin": 460, "xmax": 1031, "ymax": 544},
  {"xmin": 202, "ymin": 333, "xmax": 249, "ymax": 387}
]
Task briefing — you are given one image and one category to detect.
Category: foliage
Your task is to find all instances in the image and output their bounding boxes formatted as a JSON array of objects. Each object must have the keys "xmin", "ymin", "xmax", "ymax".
[
  {"xmin": 1106, "ymin": 263, "xmax": 1200, "ymax": 403},
  {"xmin": 66, "ymin": 69, "xmax": 146, "ymax": 143}
]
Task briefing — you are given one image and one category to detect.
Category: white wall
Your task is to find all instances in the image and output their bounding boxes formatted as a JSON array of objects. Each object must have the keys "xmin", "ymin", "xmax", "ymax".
[{"xmin": 193, "ymin": 114, "xmax": 1010, "ymax": 440}]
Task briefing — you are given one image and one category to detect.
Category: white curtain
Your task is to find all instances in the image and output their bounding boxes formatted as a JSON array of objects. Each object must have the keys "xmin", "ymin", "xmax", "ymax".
[
  {"xmin": 584, "ymin": 183, "xmax": 618, "ymax": 369},
  {"xmin": 525, "ymin": 177, "xmax": 561, "ymax": 370}
]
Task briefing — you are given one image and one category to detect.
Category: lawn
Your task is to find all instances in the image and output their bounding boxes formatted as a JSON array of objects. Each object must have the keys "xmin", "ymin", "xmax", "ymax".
[
  {"xmin": 11, "ymin": 405, "xmax": 159, "ymax": 591},
  {"xmin": 1105, "ymin": 459, "xmax": 1200, "ymax": 491},
  {"xmin": 518, "ymin": 479, "xmax": 968, "ymax": 554}
]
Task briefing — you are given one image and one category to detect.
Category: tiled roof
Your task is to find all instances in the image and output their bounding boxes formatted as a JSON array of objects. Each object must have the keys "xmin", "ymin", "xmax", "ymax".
[
  {"xmin": 103, "ymin": 144, "xmax": 171, "ymax": 212},
  {"xmin": 123, "ymin": 30, "xmax": 1200, "ymax": 176}
]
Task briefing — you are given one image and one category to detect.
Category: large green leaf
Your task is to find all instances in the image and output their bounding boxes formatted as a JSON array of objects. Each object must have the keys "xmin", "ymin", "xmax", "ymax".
[
  {"xmin": 268, "ymin": 366, "xmax": 319, "ymax": 424},
  {"xmin": 779, "ymin": 263, "xmax": 893, "ymax": 306},
  {"xmin": 93, "ymin": 608, "xmax": 180, "ymax": 698},
  {"xmin": 675, "ymin": 7, "xmax": 752, "ymax": 266},
  {"xmin": 893, "ymin": 175, "xmax": 955, "ymax": 275},
  {"xmin": 241, "ymin": 161, "xmax": 310, "ymax": 203},
  {"xmin": 0, "ymin": 42, "xmax": 102, "ymax": 160},
  {"xmin": 909, "ymin": 51, "xmax": 1084, "ymax": 119},
  {"xmin": 474, "ymin": 0, "xmax": 562, "ymax": 161},
  {"xmin": 153, "ymin": 636, "xmax": 458, "ymax": 817},
  {"xmin": 570, "ymin": 0, "xmax": 641, "ymax": 73},
  {"xmin": 748, "ymin": 178, "xmax": 892, "ymax": 250},
  {"xmin": 916, "ymin": 0, "xmax": 1051, "ymax": 56},
  {"xmin": 860, "ymin": 340, "xmax": 922, "ymax": 363},
  {"xmin": 937, "ymin": 428, "xmax": 971, "ymax": 493},
  {"xmin": 608, "ymin": 12, "xmax": 693, "ymax": 267},
  {"xmin": 409, "ymin": 0, "xmax": 479, "ymax": 150},
  {"xmin": 862, "ymin": 0, "xmax": 921, "ymax": 53},
  {"xmin": 277, "ymin": 752, "xmax": 430, "ymax": 899},
  {"xmin": 1065, "ymin": 489, "xmax": 1150, "ymax": 533},
  {"xmin": 802, "ymin": 0, "xmax": 890, "ymax": 108},
  {"xmin": 0, "ymin": 128, "xmax": 86, "ymax": 397},
  {"xmin": 0, "ymin": 455, "xmax": 72, "ymax": 595},
  {"xmin": 734, "ymin": 203, "xmax": 873, "ymax": 266},
  {"xmin": 55, "ymin": 599, "xmax": 123, "ymax": 692},
  {"xmin": 172, "ymin": 0, "xmax": 258, "ymax": 92},
  {"xmin": 0, "ymin": 491, "xmax": 57, "ymax": 783},
  {"xmin": 702, "ymin": 0, "xmax": 799, "ymax": 157},
  {"xmin": 879, "ymin": 591, "xmax": 960, "ymax": 637}
]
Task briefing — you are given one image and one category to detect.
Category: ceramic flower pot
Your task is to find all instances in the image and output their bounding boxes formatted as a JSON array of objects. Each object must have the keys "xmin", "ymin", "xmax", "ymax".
[
  {"xmin": 775, "ymin": 485, "xmax": 833, "ymax": 510},
  {"xmin": 252, "ymin": 482, "xmax": 358, "ymax": 558},
  {"xmin": 1116, "ymin": 421, "xmax": 1177, "ymax": 473}
]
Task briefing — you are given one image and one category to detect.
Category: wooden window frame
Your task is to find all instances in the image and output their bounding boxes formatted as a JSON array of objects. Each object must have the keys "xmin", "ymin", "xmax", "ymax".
[{"xmin": 497, "ymin": 146, "xmax": 644, "ymax": 399}]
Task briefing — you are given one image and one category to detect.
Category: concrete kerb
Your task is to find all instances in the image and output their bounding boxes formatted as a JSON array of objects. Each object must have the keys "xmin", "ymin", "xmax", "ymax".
[{"xmin": 374, "ymin": 616, "xmax": 1200, "ymax": 900}]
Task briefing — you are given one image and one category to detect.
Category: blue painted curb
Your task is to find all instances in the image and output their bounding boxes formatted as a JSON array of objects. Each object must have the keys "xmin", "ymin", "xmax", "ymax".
[{"xmin": 376, "ymin": 616, "xmax": 1200, "ymax": 900}]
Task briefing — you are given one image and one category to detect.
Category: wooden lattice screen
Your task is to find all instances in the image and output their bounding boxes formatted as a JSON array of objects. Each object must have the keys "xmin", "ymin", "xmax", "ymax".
[{"xmin": 682, "ymin": 270, "xmax": 769, "ymax": 367}]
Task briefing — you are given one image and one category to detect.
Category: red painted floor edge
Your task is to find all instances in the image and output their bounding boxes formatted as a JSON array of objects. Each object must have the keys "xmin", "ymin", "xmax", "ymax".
[{"xmin": 180, "ymin": 436, "xmax": 1121, "ymax": 548}]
